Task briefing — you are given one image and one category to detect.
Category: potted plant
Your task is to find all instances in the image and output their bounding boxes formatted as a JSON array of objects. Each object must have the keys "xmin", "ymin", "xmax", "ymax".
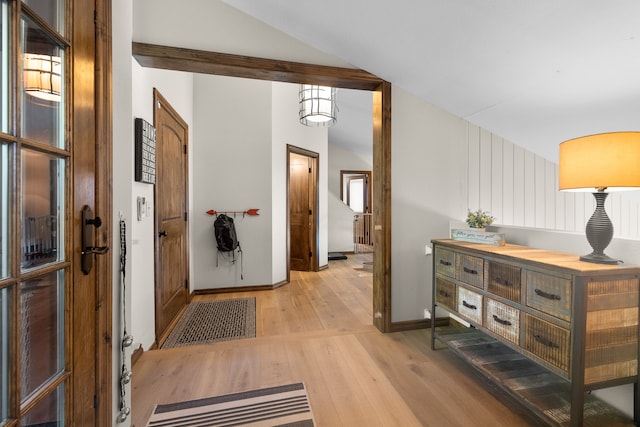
[{"xmin": 466, "ymin": 209, "xmax": 495, "ymax": 230}]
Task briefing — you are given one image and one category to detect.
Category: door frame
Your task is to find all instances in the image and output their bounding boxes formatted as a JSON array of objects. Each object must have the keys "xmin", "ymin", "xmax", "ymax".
[
  {"xmin": 340, "ymin": 170, "xmax": 372, "ymax": 213},
  {"xmin": 132, "ymin": 43, "xmax": 393, "ymax": 333},
  {"xmin": 152, "ymin": 89, "xmax": 191, "ymax": 347},
  {"xmin": 94, "ymin": 1, "xmax": 113, "ymax": 423},
  {"xmin": 287, "ymin": 145, "xmax": 319, "ymax": 277}
]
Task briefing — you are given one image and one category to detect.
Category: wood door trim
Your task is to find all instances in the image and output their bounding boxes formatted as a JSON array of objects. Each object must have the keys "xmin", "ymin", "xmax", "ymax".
[
  {"xmin": 153, "ymin": 89, "xmax": 191, "ymax": 346},
  {"xmin": 286, "ymin": 145, "xmax": 319, "ymax": 278},
  {"xmin": 372, "ymin": 82, "xmax": 391, "ymax": 331},
  {"xmin": 94, "ymin": 0, "xmax": 113, "ymax": 424},
  {"xmin": 340, "ymin": 170, "xmax": 372, "ymax": 212},
  {"xmin": 133, "ymin": 42, "xmax": 393, "ymax": 333}
]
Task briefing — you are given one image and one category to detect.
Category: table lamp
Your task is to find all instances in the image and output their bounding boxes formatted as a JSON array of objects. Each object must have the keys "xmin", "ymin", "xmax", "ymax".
[{"xmin": 559, "ymin": 131, "xmax": 640, "ymax": 264}]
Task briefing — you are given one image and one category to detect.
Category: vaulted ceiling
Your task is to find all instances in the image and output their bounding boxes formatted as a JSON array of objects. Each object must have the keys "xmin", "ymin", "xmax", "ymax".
[{"xmin": 223, "ymin": 1, "xmax": 640, "ymax": 163}]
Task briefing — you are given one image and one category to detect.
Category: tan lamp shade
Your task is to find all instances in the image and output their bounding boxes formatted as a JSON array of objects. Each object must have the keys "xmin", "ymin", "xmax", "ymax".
[
  {"xmin": 559, "ymin": 131, "xmax": 640, "ymax": 192},
  {"xmin": 23, "ymin": 53, "xmax": 62, "ymax": 102}
]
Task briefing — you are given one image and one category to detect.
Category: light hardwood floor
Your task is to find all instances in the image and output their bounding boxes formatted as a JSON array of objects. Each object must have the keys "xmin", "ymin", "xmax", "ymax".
[{"xmin": 131, "ymin": 253, "xmax": 540, "ymax": 426}]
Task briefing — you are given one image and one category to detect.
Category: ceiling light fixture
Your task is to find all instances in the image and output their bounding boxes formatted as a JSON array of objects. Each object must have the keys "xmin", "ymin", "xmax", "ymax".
[
  {"xmin": 559, "ymin": 131, "xmax": 640, "ymax": 264},
  {"xmin": 299, "ymin": 84, "xmax": 337, "ymax": 127},
  {"xmin": 23, "ymin": 53, "xmax": 62, "ymax": 102}
]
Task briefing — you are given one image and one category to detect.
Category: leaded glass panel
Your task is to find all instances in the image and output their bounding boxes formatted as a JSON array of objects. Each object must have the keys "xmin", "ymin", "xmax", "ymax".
[
  {"xmin": 20, "ymin": 270, "xmax": 64, "ymax": 401},
  {"xmin": 21, "ymin": 17, "xmax": 64, "ymax": 148},
  {"xmin": 21, "ymin": 149, "xmax": 64, "ymax": 270},
  {"xmin": 0, "ymin": 286, "xmax": 10, "ymax": 424},
  {"xmin": 22, "ymin": 0, "xmax": 64, "ymax": 35}
]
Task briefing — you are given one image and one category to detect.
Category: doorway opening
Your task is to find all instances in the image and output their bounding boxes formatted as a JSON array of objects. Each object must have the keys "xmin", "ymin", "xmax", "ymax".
[
  {"xmin": 340, "ymin": 170, "xmax": 373, "ymax": 253},
  {"xmin": 288, "ymin": 146, "xmax": 319, "ymax": 273},
  {"xmin": 133, "ymin": 43, "xmax": 393, "ymax": 332}
]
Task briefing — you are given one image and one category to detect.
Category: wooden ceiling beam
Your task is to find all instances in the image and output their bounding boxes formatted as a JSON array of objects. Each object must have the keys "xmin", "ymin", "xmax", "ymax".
[{"xmin": 132, "ymin": 42, "xmax": 383, "ymax": 91}]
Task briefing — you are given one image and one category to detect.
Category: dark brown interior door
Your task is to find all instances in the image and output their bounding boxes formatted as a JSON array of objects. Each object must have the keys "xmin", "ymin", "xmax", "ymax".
[
  {"xmin": 153, "ymin": 89, "xmax": 189, "ymax": 345},
  {"xmin": 289, "ymin": 148, "xmax": 318, "ymax": 272}
]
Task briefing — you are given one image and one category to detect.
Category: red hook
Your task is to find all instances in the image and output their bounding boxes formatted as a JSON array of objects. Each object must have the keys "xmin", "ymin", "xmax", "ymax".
[{"xmin": 205, "ymin": 209, "xmax": 260, "ymax": 216}]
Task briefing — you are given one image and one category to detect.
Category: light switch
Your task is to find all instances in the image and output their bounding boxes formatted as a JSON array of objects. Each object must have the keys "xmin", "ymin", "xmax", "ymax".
[{"xmin": 137, "ymin": 197, "xmax": 146, "ymax": 221}]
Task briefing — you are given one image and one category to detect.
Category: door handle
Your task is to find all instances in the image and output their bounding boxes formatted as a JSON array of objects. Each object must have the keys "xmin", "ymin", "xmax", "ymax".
[
  {"xmin": 159, "ymin": 230, "xmax": 168, "ymax": 237},
  {"xmin": 82, "ymin": 205, "xmax": 109, "ymax": 275}
]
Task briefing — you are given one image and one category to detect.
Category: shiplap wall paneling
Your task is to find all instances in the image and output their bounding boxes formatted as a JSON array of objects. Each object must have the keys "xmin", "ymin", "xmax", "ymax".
[
  {"xmin": 512, "ymin": 145, "xmax": 526, "ymax": 227},
  {"xmin": 563, "ymin": 191, "xmax": 576, "ymax": 232},
  {"xmin": 544, "ymin": 160, "xmax": 556, "ymax": 229},
  {"xmin": 502, "ymin": 139, "xmax": 514, "ymax": 225},
  {"xmin": 619, "ymin": 195, "xmax": 631, "ymax": 237},
  {"xmin": 479, "ymin": 128, "xmax": 492, "ymax": 213},
  {"xmin": 462, "ymin": 122, "xmax": 640, "ymax": 241},
  {"xmin": 534, "ymin": 154, "xmax": 546, "ymax": 228},
  {"xmin": 574, "ymin": 192, "xmax": 589, "ymax": 234},
  {"xmin": 629, "ymin": 201, "xmax": 639, "ymax": 238},
  {"xmin": 467, "ymin": 123, "xmax": 480, "ymax": 211},
  {"xmin": 555, "ymin": 178, "xmax": 566, "ymax": 231},
  {"xmin": 566, "ymin": 191, "xmax": 578, "ymax": 233},
  {"xmin": 609, "ymin": 193, "xmax": 622, "ymax": 238},
  {"xmin": 491, "ymin": 134, "xmax": 504, "ymax": 224},
  {"xmin": 524, "ymin": 151, "xmax": 536, "ymax": 227}
]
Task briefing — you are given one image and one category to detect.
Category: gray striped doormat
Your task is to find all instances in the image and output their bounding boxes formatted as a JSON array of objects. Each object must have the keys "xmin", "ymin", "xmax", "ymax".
[{"xmin": 146, "ymin": 383, "xmax": 315, "ymax": 427}]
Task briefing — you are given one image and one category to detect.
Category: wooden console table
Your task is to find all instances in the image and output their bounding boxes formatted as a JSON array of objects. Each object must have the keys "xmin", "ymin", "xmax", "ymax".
[{"xmin": 431, "ymin": 239, "xmax": 640, "ymax": 426}]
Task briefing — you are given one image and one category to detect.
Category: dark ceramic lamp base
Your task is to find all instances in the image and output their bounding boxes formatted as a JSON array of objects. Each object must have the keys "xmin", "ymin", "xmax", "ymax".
[{"xmin": 580, "ymin": 191, "xmax": 620, "ymax": 265}]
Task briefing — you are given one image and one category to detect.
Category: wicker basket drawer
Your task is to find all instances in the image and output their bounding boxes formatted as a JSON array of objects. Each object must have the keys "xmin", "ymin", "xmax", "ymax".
[
  {"xmin": 485, "ymin": 298, "xmax": 520, "ymax": 345},
  {"xmin": 487, "ymin": 261, "xmax": 521, "ymax": 303},
  {"xmin": 435, "ymin": 277, "xmax": 456, "ymax": 311},
  {"xmin": 456, "ymin": 254, "xmax": 484, "ymax": 288},
  {"xmin": 525, "ymin": 314, "xmax": 570, "ymax": 375},
  {"xmin": 457, "ymin": 286, "xmax": 483, "ymax": 325},
  {"xmin": 526, "ymin": 271, "xmax": 571, "ymax": 321},
  {"xmin": 434, "ymin": 247, "xmax": 455, "ymax": 278}
]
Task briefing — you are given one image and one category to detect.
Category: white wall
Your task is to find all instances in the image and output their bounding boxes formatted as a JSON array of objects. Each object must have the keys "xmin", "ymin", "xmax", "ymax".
[
  {"xmin": 191, "ymin": 74, "xmax": 273, "ymax": 287},
  {"xmin": 328, "ymin": 195, "xmax": 355, "ymax": 253},
  {"xmin": 129, "ymin": 63, "xmax": 194, "ymax": 350},
  {"xmin": 132, "ymin": 0, "xmax": 350, "ymax": 68},
  {"xmin": 327, "ymin": 142, "xmax": 372, "ymax": 197},
  {"xmin": 391, "ymin": 87, "xmax": 469, "ymax": 322},
  {"xmin": 272, "ymin": 82, "xmax": 329, "ymax": 270},
  {"xmin": 111, "ymin": 0, "xmax": 133, "ymax": 421},
  {"xmin": 327, "ymin": 142, "xmax": 372, "ymax": 252},
  {"xmin": 189, "ymin": 78, "xmax": 328, "ymax": 289}
]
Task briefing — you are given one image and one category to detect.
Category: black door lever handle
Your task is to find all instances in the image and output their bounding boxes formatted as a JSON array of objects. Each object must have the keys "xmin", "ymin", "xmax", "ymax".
[{"xmin": 81, "ymin": 205, "xmax": 110, "ymax": 275}]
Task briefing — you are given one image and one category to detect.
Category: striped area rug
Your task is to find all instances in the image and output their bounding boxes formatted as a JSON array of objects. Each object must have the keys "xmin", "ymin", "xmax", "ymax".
[{"xmin": 146, "ymin": 383, "xmax": 315, "ymax": 427}]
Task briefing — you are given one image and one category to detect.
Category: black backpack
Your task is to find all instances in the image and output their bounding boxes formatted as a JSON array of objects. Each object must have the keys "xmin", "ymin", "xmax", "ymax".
[
  {"xmin": 214, "ymin": 214, "xmax": 239, "ymax": 252},
  {"xmin": 213, "ymin": 214, "xmax": 243, "ymax": 279}
]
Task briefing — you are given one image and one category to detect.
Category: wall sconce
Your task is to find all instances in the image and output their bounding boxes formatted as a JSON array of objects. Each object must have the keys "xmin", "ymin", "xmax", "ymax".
[
  {"xmin": 23, "ymin": 53, "xmax": 62, "ymax": 102},
  {"xmin": 559, "ymin": 131, "xmax": 640, "ymax": 264},
  {"xmin": 299, "ymin": 84, "xmax": 337, "ymax": 127}
]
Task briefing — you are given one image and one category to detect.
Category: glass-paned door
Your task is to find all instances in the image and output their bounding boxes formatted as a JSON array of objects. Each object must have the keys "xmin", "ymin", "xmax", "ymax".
[{"xmin": 2, "ymin": 0, "xmax": 70, "ymax": 425}]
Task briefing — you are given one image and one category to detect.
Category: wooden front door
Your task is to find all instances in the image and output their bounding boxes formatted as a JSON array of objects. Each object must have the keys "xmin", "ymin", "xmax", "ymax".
[
  {"xmin": 3, "ymin": 0, "xmax": 112, "ymax": 425},
  {"xmin": 288, "ymin": 147, "xmax": 318, "ymax": 272},
  {"xmin": 153, "ymin": 89, "xmax": 190, "ymax": 345}
]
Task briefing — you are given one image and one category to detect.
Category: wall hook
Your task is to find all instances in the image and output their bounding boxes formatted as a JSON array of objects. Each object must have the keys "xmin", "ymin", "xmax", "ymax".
[{"xmin": 206, "ymin": 209, "xmax": 260, "ymax": 216}]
